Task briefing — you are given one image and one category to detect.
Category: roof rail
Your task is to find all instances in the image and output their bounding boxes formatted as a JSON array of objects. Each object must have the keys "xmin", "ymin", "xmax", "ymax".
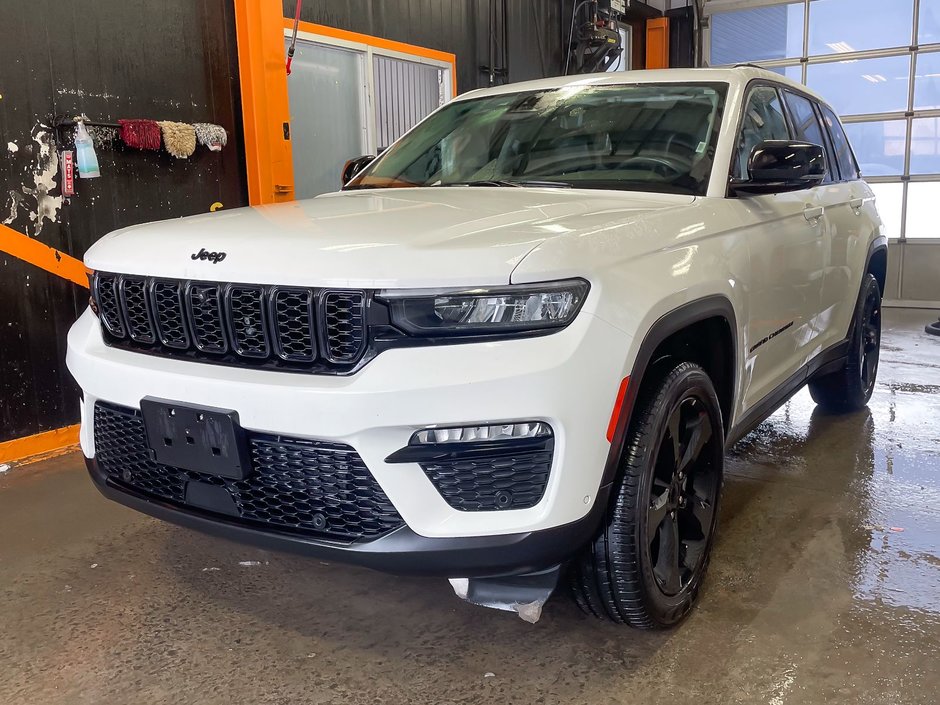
[{"xmin": 733, "ymin": 62, "xmax": 771, "ymax": 71}]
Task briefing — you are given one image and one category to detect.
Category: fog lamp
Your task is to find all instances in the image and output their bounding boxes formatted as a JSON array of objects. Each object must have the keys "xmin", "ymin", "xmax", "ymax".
[{"xmin": 412, "ymin": 422, "xmax": 551, "ymax": 445}]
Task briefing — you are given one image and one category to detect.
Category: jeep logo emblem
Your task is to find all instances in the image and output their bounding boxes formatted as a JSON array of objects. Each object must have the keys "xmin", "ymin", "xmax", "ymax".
[{"xmin": 191, "ymin": 247, "xmax": 226, "ymax": 264}]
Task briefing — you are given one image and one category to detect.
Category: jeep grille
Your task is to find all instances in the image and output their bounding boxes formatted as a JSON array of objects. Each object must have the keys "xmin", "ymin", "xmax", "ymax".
[{"xmin": 92, "ymin": 273, "xmax": 367, "ymax": 373}]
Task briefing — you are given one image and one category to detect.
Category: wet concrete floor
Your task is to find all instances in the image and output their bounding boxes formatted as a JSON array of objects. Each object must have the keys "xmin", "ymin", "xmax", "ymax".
[{"xmin": 1, "ymin": 308, "xmax": 938, "ymax": 704}]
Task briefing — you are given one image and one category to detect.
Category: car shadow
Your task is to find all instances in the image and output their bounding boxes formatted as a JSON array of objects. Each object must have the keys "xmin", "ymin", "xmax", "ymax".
[{"xmin": 150, "ymin": 397, "xmax": 877, "ymax": 694}]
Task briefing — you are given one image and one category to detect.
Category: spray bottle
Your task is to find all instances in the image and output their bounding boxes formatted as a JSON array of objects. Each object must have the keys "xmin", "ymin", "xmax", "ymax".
[{"xmin": 74, "ymin": 121, "xmax": 100, "ymax": 178}]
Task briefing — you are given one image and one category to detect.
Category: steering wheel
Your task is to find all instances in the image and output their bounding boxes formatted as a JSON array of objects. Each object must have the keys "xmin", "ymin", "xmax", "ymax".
[{"xmin": 615, "ymin": 155, "xmax": 686, "ymax": 178}]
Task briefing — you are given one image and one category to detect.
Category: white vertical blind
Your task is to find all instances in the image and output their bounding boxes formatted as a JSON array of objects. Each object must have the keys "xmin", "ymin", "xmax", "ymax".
[{"xmin": 373, "ymin": 56, "xmax": 443, "ymax": 150}]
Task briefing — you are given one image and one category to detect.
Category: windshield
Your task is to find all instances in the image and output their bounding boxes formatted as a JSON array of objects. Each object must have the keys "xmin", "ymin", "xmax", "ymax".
[{"xmin": 347, "ymin": 82, "xmax": 727, "ymax": 196}]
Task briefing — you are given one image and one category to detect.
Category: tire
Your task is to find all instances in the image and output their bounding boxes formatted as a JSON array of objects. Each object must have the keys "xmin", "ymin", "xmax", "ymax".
[
  {"xmin": 808, "ymin": 273, "xmax": 882, "ymax": 413},
  {"xmin": 570, "ymin": 361, "xmax": 724, "ymax": 628}
]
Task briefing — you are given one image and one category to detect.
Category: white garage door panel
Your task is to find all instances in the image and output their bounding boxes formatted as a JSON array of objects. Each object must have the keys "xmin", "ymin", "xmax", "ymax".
[{"xmin": 706, "ymin": 0, "xmax": 940, "ymax": 304}]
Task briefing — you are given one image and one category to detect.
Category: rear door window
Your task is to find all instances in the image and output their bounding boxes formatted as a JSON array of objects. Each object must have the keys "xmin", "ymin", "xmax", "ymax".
[
  {"xmin": 783, "ymin": 90, "xmax": 834, "ymax": 183},
  {"xmin": 820, "ymin": 105, "xmax": 861, "ymax": 181}
]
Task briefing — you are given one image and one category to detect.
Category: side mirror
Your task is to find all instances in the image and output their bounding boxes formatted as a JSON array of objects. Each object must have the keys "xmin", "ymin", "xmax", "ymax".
[
  {"xmin": 342, "ymin": 155, "xmax": 376, "ymax": 185},
  {"xmin": 730, "ymin": 140, "xmax": 826, "ymax": 196}
]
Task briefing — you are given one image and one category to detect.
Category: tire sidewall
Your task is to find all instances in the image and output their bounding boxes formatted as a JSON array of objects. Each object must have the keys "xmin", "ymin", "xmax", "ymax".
[
  {"xmin": 631, "ymin": 365, "xmax": 724, "ymax": 626},
  {"xmin": 856, "ymin": 276, "xmax": 881, "ymax": 400}
]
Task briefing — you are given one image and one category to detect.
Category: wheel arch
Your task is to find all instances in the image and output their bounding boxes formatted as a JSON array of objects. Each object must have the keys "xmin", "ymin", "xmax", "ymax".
[
  {"xmin": 865, "ymin": 237, "xmax": 889, "ymax": 299},
  {"xmin": 600, "ymin": 295, "xmax": 738, "ymax": 489}
]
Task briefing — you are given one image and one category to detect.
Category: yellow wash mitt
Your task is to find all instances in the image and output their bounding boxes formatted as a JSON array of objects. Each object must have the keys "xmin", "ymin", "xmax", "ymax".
[{"xmin": 158, "ymin": 121, "xmax": 196, "ymax": 159}]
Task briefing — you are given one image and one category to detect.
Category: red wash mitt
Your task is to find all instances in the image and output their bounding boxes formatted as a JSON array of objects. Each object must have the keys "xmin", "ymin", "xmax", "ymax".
[{"xmin": 118, "ymin": 119, "xmax": 161, "ymax": 151}]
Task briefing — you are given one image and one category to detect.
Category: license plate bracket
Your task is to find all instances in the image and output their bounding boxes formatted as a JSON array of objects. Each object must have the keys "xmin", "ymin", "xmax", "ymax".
[{"xmin": 140, "ymin": 397, "xmax": 250, "ymax": 480}]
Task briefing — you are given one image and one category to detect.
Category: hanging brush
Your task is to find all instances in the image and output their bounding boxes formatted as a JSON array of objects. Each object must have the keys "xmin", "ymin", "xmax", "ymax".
[
  {"xmin": 119, "ymin": 119, "xmax": 161, "ymax": 150},
  {"xmin": 158, "ymin": 121, "xmax": 197, "ymax": 159},
  {"xmin": 193, "ymin": 123, "xmax": 228, "ymax": 152}
]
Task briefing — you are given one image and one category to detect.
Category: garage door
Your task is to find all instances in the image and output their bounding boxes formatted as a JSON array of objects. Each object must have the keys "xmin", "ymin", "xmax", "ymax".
[{"xmin": 706, "ymin": 0, "xmax": 940, "ymax": 305}]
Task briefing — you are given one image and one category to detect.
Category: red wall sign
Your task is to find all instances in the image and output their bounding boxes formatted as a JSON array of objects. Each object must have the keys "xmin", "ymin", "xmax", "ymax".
[{"xmin": 62, "ymin": 150, "xmax": 75, "ymax": 196}]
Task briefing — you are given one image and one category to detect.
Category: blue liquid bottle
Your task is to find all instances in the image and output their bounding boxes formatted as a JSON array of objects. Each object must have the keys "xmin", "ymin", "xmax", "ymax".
[{"xmin": 74, "ymin": 121, "xmax": 100, "ymax": 178}]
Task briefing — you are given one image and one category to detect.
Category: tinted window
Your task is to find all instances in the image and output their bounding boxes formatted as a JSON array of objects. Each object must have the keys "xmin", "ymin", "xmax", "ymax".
[
  {"xmin": 783, "ymin": 91, "xmax": 833, "ymax": 183},
  {"xmin": 349, "ymin": 83, "xmax": 728, "ymax": 196},
  {"xmin": 734, "ymin": 86, "xmax": 790, "ymax": 179},
  {"xmin": 820, "ymin": 106, "xmax": 861, "ymax": 180}
]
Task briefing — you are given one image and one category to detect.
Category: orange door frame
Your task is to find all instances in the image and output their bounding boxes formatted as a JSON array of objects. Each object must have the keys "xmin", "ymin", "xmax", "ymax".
[
  {"xmin": 232, "ymin": 0, "xmax": 456, "ymax": 206},
  {"xmin": 285, "ymin": 18, "xmax": 458, "ymax": 85},
  {"xmin": 646, "ymin": 17, "xmax": 670, "ymax": 69},
  {"xmin": 233, "ymin": 0, "xmax": 296, "ymax": 205}
]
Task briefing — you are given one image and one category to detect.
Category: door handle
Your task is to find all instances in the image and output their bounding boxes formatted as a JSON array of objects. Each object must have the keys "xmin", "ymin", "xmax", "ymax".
[
  {"xmin": 804, "ymin": 205, "xmax": 825, "ymax": 223},
  {"xmin": 849, "ymin": 197, "xmax": 865, "ymax": 213}
]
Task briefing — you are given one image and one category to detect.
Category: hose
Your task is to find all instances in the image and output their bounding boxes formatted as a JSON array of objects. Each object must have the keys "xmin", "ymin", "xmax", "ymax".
[{"xmin": 286, "ymin": 0, "xmax": 303, "ymax": 75}]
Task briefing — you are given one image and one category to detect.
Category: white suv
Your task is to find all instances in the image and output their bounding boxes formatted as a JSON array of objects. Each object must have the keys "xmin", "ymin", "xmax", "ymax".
[{"xmin": 67, "ymin": 67, "xmax": 886, "ymax": 627}]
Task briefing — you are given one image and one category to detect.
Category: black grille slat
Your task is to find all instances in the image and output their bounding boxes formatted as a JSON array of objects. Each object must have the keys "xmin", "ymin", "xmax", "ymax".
[
  {"xmin": 94, "ymin": 274, "xmax": 368, "ymax": 372},
  {"xmin": 95, "ymin": 275, "xmax": 125, "ymax": 338},
  {"xmin": 420, "ymin": 448, "xmax": 553, "ymax": 512},
  {"xmin": 227, "ymin": 286, "xmax": 269, "ymax": 358},
  {"xmin": 187, "ymin": 284, "xmax": 228, "ymax": 354},
  {"xmin": 121, "ymin": 277, "xmax": 156, "ymax": 344},
  {"xmin": 93, "ymin": 402, "xmax": 403, "ymax": 540},
  {"xmin": 152, "ymin": 281, "xmax": 189, "ymax": 349},
  {"xmin": 273, "ymin": 289, "xmax": 315, "ymax": 362},
  {"xmin": 323, "ymin": 291, "xmax": 366, "ymax": 363}
]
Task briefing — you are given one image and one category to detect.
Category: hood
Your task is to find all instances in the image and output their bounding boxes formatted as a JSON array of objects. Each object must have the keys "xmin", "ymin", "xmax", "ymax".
[{"xmin": 84, "ymin": 188, "xmax": 694, "ymax": 288}]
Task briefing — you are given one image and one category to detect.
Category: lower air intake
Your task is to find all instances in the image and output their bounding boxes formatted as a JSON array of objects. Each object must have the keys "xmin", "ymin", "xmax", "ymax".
[{"xmin": 93, "ymin": 402, "xmax": 403, "ymax": 541}]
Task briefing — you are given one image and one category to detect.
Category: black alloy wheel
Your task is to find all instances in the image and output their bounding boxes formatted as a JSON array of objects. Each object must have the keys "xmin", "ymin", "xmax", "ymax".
[
  {"xmin": 859, "ymin": 299, "xmax": 881, "ymax": 397},
  {"xmin": 809, "ymin": 273, "xmax": 882, "ymax": 412},
  {"xmin": 570, "ymin": 361, "xmax": 724, "ymax": 628},
  {"xmin": 646, "ymin": 396, "xmax": 719, "ymax": 597}
]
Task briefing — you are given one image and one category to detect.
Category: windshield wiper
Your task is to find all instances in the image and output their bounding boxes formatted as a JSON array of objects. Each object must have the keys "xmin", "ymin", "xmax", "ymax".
[{"xmin": 437, "ymin": 179, "xmax": 571, "ymax": 189}]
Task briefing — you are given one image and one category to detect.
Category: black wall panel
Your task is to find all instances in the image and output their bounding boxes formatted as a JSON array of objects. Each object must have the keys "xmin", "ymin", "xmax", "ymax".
[{"xmin": 0, "ymin": 0, "xmax": 247, "ymax": 443}]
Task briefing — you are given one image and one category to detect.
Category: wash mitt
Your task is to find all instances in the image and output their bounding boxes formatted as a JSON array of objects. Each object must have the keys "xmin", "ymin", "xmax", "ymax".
[
  {"xmin": 86, "ymin": 125, "xmax": 120, "ymax": 150},
  {"xmin": 194, "ymin": 122, "xmax": 228, "ymax": 152},
  {"xmin": 119, "ymin": 119, "xmax": 161, "ymax": 151},
  {"xmin": 158, "ymin": 121, "xmax": 197, "ymax": 159}
]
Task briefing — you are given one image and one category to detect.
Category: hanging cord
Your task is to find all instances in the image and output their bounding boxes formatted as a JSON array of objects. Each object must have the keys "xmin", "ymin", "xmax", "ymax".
[
  {"xmin": 286, "ymin": 0, "xmax": 303, "ymax": 75},
  {"xmin": 564, "ymin": 0, "xmax": 591, "ymax": 75}
]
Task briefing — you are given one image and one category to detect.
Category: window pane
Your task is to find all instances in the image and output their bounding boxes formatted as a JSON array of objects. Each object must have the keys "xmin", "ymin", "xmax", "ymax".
[
  {"xmin": 808, "ymin": 0, "xmax": 913, "ymax": 55},
  {"xmin": 783, "ymin": 91, "xmax": 834, "ymax": 182},
  {"xmin": 734, "ymin": 87, "xmax": 790, "ymax": 179},
  {"xmin": 821, "ymin": 106, "xmax": 860, "ymax": 180},
  {"xmin": 919, "ymin": 0, "xmax": 940, "ymax": 45},
  {"xmin": 906, "ymin": 182, "xmax": 940, "ymax": 238},
  {"xmin": 806, "ymin": 55, "xmax": 911, "ymax": 116},
  {"xmin": 869, "ymin": 183, "xmax": 904, "ymax": 239},
  {"xmin": 909, "ymin": 118, "xmax": 940, "ymax": 174},
  {"xmin": 913, "ymin": 51, "xmax": 940, "ymax": 110},
  {"xmin": 842, "ymin": 120, "xmax": 906, "ymax": 176},
  {"xmin": 710, "ymin": 4, "xmax": 804, "ymax": 65}
]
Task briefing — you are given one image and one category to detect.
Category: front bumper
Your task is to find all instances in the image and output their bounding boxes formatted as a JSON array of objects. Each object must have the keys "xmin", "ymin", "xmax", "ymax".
[
  {"xmin": 67, "ymin": 305, "xmax": 631, "ymax": 543},
  {"xmin": 86, "ymin": 455, "xmax": 609, "ymax": 577}
]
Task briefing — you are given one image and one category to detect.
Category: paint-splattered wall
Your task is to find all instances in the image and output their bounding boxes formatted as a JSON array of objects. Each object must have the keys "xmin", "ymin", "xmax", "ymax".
[{"xmin": 0, "ymin": 0, "xmax": 248, "ymax": 443}]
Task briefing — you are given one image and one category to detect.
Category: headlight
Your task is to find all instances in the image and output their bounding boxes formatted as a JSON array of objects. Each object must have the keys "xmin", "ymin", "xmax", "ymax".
[{"xmin": 380, "ymin": 279, "xmax": 589, "ymax": 337}]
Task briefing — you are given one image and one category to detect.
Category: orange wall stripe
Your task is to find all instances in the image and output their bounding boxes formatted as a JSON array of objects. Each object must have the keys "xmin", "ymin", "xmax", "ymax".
[
  {"xmin": 0, "ymin": 223, "xmax": 88, "ymax": 288},
  {"xmin": 234, "ymin": 0, "xmax": 295, "ymax": 205},
  {"xmin": 287, "ymin": 19, "xmax": 457, "ymax": 96},
  {"xmin": 0, "ymin": 424, "xmax": 80, "ymax": 465}
]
